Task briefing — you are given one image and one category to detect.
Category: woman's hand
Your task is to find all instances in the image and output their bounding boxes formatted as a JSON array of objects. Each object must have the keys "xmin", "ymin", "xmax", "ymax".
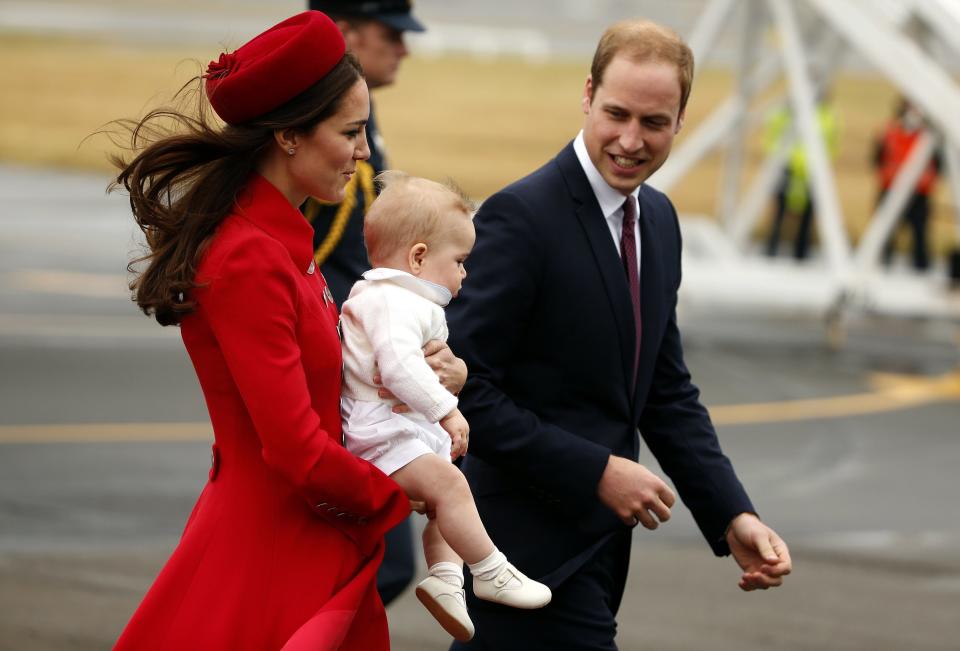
[{"xmin": 409, "ymin": 500, "xmax": 436, "ymax": 519}]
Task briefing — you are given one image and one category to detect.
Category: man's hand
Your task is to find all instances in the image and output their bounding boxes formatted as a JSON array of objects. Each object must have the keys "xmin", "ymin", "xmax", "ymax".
[
  {"xmin": 597, "ymin": 455, "xmax": 675, "ymax": 529},
  {"xmin": 439, "ymin": 408, "xmax": 470, "ymax": 460},
  {"xmin": 422, "ymin": 340, "xmax": 467, "ymax": 395},
  {"xmin": 725, "ymin": 513, "xmax": 792, "ymax": 591},
  {"xmin": 375, "ymin": 341, "xmax": 468, "ymax": 412}
]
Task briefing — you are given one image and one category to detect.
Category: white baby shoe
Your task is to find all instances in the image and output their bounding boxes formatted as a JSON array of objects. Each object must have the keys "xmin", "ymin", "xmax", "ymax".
[
  {"xmin": 415, "ymin": 575, "xmax": 475, "ymax": 642},
  {"xmin": 472, "ymin": 562, "xmax": 552, "ymax": 609}
]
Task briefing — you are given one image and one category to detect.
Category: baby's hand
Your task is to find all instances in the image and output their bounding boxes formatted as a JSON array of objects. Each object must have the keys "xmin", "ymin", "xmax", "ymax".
[{"xmin": 440, "ymin": 408, "xmax": 470, "ymax": 460}]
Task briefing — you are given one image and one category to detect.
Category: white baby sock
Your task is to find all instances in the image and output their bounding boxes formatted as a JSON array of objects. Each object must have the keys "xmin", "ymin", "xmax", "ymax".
[
  {"xmin": 428, "ymin": 561, "xmax": 465, "ymax": 588},
  {"xmin": 466, "ymin": 548, "xmax": 510, "ymax": 582}
]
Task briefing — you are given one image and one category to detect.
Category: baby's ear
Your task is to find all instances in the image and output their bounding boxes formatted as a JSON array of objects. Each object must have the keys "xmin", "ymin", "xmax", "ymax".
[{"xmin": 408, "ymin": 242, "xmax": 429, "ymax": 273}]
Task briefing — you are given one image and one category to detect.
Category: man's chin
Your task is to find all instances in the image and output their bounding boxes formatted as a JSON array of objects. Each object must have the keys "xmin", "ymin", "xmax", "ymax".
[{"xmin": 602, "ymin": 170, "xmax": 645, "ymax": 194}]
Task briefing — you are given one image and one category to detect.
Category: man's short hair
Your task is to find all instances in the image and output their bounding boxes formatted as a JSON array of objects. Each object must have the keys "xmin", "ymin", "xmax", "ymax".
[
  {"xmin": 590, "ymin": 19, "xmax": 695, "ymax": 113},
  {"xmin": 364, "ymin": 171, "xmax": 473, "ymax": 265}
]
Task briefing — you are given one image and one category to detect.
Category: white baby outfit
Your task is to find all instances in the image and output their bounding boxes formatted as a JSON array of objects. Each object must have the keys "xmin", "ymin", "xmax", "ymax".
[{"xmin": 340, "ymin": 268, "xmax": 459, "ymax": 475}]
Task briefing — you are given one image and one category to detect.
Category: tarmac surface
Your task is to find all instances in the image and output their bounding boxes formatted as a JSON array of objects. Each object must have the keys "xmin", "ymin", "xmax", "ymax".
[{"xmin": 2, "ymin": 164, "xmax": 960, "ymax": 649}]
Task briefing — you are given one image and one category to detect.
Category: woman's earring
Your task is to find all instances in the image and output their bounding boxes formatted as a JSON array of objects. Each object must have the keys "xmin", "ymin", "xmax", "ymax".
[{"xmin": 287, "ymin": 148, "xmax": 295, "ymax": 156}]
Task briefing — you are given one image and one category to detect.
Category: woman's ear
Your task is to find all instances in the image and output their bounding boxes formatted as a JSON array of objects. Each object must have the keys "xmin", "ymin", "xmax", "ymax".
[
  {"xmin": 274, "ymin": 128, "xmax": 300, "ymax": 155},
  {"xmin": 408, "ymin": 242, "xmax": 428, "ymax": 274}
]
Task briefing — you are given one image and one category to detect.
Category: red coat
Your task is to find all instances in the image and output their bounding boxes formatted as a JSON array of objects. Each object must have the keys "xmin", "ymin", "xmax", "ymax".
[{"xmin": 115, "ymin": 174, "xmax": 409, "ymax": 651}]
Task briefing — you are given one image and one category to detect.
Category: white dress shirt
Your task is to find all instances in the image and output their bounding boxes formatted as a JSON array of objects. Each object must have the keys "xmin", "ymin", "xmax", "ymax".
[{"xmin": 572, "ymin": 131, "xmax": 641, "ymax": 270}]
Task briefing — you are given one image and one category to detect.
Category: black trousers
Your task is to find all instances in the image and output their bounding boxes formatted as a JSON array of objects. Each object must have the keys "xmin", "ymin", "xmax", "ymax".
[
  {"xmin": 880, "ymin": 191, "xmax": 931, "ymax": 271},
  {"xmin": 450, "ymin": 529, "xmax": 633, "ymax": 651},
  {"xmin": 766, "ymin": 171, "xmax": 815, "ymax": 260},
  {"xmin": 377, "ymin": 515, "xmax": 415, "ymax": 605}
]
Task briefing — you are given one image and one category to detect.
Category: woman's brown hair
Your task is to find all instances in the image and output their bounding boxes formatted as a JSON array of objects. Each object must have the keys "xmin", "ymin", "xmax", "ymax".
[{"xmin": 109, "ymin": 53, "xmax": 363, "ymax": 326}]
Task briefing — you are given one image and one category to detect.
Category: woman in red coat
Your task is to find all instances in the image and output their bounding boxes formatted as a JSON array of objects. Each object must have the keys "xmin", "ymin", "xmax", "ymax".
[{"xmin": 110, "ymin": 11, "xmax": 459, "ymax": 650}]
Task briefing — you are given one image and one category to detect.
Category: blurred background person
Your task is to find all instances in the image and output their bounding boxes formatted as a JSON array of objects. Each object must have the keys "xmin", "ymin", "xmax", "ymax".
[
  {"xmin": 304, "ymin": 0, "xmax": 422, "ymax": 305},
  {"xmin": 305, "ymin": 0, "xmax": 426, "ymax": 608},
  {"xmin": 874, "ymin": 97, "xmax": 941, "ymax": 272},
  {"xmin": 764, "ymin": 91, "xmax": 838, "ymax": 261}
]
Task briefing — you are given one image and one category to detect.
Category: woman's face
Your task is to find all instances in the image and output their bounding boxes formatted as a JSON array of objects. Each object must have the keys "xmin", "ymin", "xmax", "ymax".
[{"xmin": 294, "ymin": 79, "xmax": 371, "ymax": 203}]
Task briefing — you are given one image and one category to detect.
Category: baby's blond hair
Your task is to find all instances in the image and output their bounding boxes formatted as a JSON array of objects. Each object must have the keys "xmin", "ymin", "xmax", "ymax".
[{"xmin": 364, "ymin": 171, "xmax": 474, "ymax": 266}]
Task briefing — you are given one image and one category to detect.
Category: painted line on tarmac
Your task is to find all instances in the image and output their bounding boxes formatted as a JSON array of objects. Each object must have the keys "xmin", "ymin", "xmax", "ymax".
[
  {"xmin": 0, "ymin": 313, "xmax": 177, "ymax": 340},
  {"xmin": 1, "ymin": 370, "xmax": 958, "ymax": 443},
  {"xmin": 710, "ymin": 369, "xmax": 960, "ymax": 426},
  {"xmin": 1, "ymin": 270, "xmax": 128, "ymax": 299},
  {"xmin": 0, "ymin": 422, "xmax": 212, "ymax": 444}
]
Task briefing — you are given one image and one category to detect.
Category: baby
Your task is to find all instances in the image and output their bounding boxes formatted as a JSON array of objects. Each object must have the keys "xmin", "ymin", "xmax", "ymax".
[{"xmin": 339, "ymin": 171, "xmax": 551, "ymax": 641}]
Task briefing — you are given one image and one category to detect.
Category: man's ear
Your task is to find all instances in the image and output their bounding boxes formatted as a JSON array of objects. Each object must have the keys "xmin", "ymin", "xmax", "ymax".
[
  {"xmin": 336, "ymin": 19, "xmax": 361, "ymax": 49},
  {"xmin": 675, "ymin": 109, "xmax": 686, "ymax": 134},
  {"xmin": 582, "ymin": 75, "xmax": 594, "ymax": 114},
  {"xmin": 408, "ymin": 242, "xmax": 428, "ymax": 274}
]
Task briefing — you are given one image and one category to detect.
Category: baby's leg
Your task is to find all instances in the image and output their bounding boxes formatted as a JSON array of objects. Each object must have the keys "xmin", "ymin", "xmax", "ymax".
[
  {"xmin": 391, "ymin": 453, "xmax": 494, "ymax": 564},
  {"xmin": 392, "ymin": 454, "xmax": 552, "ymax": 611},
  {"xmin": 422, "ymin": 518, "xmax": 461, "ymax": 568},
  {"xmin": 395, "ymin": 458, "xmax": 476, "ymax": 642}
]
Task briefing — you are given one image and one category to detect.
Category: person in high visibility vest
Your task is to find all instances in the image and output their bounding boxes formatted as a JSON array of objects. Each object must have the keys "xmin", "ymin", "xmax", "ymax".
[
  {"xmin": 873, "ymin": 98, "xmax": 941, "ymax": 271},
  {"xmin": 764, "ymin": 99, "xmax": 839, "ymax": 260}
]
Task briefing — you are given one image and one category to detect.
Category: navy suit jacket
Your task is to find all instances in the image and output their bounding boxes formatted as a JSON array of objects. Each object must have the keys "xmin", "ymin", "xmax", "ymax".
[{"xmin": 447, "ymin": 142, "xmax": 754, "ymax": 587}]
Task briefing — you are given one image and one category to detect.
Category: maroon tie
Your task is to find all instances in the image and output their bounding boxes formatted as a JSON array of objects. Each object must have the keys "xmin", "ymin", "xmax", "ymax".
[{"xmin": 620, "ymin": 197, "xmax": 641, "ymax": 389}]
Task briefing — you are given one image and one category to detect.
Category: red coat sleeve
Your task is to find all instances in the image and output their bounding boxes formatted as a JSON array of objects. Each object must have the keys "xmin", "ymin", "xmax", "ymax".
[{"xmin": 199, "ymin": 234, "xmax": 408, "ymax": 553}]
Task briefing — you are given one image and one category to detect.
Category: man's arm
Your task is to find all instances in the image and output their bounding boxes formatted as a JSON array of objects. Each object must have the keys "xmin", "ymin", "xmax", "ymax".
[
  {"xmin": 638, "ymin": 201, "xmax": 756, "ymax": 555},
  {"xmin": 448, "ymin": 190, "xmax": 611, "ymax": 509}
]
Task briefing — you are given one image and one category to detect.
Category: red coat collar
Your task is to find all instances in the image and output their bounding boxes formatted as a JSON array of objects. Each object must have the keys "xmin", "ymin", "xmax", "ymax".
[{"xmin": 234, "ymin": 173, "xmax": 315, "ymax": 273}]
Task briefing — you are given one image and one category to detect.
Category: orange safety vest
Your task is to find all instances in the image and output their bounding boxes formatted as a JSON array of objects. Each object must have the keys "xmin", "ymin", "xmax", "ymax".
[{"xmin": 877, "ymin": 122, "xmax": 938, "ymax": 195}]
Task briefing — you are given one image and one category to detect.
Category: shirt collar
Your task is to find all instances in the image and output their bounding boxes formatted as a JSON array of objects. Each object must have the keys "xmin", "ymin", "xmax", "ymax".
[
  {"xmin": 234, "ymin": 173, "xmax": 315, "ymax": 274},
  {"xmin": 573, "ymin": 131, "xmax": 640, "ymax": 219},
  {"xmin": 361, "ymin": 267, "xmax": 453, "ymax": 306}
]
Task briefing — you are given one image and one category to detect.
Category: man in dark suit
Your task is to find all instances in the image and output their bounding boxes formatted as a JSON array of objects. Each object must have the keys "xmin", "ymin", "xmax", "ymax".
[{"xmin": 447, "ymin": 19, "xmax": 792, "ymax": 650}]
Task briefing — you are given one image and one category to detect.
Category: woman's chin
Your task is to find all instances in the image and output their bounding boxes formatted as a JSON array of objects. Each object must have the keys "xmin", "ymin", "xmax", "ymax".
[{"xmin": 310, "ymin": 188, "xmax": 344, "ymax": 204}]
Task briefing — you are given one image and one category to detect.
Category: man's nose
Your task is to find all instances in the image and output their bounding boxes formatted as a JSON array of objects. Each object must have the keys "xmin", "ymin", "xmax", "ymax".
[{"xmin": 619, "ymin": 122, "xmax": 644, "ymax": 153}]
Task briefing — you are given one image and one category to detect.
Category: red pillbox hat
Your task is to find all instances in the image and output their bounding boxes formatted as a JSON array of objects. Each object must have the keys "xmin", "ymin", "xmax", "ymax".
[{"xmin": 205, "ymin": 10, "xmax": 346, "ymax": 125}]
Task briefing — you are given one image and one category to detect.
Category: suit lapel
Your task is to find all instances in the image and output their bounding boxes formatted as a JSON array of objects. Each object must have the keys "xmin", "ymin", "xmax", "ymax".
[
  {"xmin": 635, "ymin": 187, "xmax": 664, "ymax": 406},
  {"xmin": 556, "ymin": 145, "xmax": 635, "ymax": 394}
]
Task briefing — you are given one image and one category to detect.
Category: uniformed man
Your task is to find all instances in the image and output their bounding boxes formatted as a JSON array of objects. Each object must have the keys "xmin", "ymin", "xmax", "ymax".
[
  {"xmin": 306, "ymin": 0, "xmax": 426, "ymax": 607},
  {"xmin": 305, "ymin": 0, "xmax": 424, "ymax": 306}
]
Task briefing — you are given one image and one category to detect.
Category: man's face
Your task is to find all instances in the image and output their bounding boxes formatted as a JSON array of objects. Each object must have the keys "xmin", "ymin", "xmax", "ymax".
[
  {"xmin": 343, "ymin": 20, "xmax": 408, "ymax": 89},
  {"xmin": 581, "ymin": 56, "xmax": 685, "ymax": 195}
]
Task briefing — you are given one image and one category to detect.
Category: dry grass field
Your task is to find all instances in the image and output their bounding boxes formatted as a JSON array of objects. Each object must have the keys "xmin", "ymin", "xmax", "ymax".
[{"xmin": 2, "ymin": 33, "xmax": 956, "ymax": 254}]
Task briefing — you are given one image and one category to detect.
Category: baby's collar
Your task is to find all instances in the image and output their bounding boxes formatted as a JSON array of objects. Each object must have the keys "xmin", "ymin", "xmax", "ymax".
[{"xmin": 361, "ymin": 268, "xmax": 453, "ymax": 306}]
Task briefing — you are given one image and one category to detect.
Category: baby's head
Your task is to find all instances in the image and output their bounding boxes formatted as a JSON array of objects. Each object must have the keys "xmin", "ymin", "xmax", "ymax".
[{"xmin": 364, "ymin": 171, "xmax": 476, "ymax": 297}]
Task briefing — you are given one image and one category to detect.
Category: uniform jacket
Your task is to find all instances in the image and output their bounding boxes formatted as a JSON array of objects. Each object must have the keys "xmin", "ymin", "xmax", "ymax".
[
  {"xmin": 447, "ymin": 142, "xmax": 754, "ymax": 587},
  {"xmin": 305, "ymin": 105, "xmax": 387, "ymax": 306},
  {"xmin": 114, "ymin": 174, "xmax": 409, "ymax": 651}
]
